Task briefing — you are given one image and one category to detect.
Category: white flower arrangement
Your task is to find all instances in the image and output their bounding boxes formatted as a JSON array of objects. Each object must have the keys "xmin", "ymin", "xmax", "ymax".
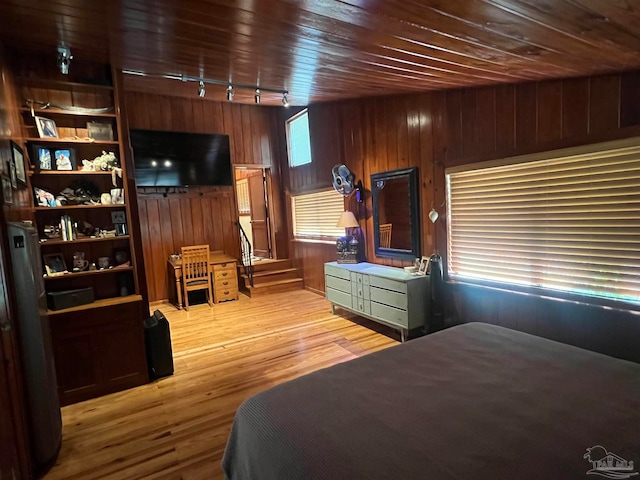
[{"xmin": 81, "ymin": 151, "xmax": 119, "ymax": 171}]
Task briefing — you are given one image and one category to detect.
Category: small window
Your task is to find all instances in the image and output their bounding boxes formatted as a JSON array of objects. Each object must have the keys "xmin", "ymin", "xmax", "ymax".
[
  {"xmin": 291, "ymin": 189, "xmax": 345, "ymax": 240},
  {"xmin": 286, "ymin": 109, "xmax": 312, "ymax": 167}
]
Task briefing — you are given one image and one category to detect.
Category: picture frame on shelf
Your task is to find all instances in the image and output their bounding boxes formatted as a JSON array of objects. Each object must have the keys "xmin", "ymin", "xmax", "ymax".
[
  {"xmin": 10, "ymin": 141, "xmax": 26, "ymax": 185},
  {"xmin": 34, "ymin": 116, "xmax": 58, "ymax": 138},
  {"xmin": 6, "ymin": 161, "xmax": 17, "ymax": 189},
  {"xmin": 53, "ymin": 148, "xmax": 76, "ymax": 171},
  {"xmin": 1, "ymin": 176, "xmax": 12, "ymax": 205},
  {"xmin": 113, "ymin": 248, "xmax": 130, "ymax": 266},
  {"xmin": 87, "ymin": 122, "xmax": 114, "ymax": 141},
  {"xmin": 43, "ymin": 253, "xmax": 67, "ymax": 276},
  {"xmin": 417, "ymin": 256, "xmax": 430, "ymax": 276},
  {"xmin": 33, "ymin": 145, "xmax": 53, "ymax": 171}
]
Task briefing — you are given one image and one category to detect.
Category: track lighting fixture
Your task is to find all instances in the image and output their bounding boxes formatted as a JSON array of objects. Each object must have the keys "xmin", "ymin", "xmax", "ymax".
[
  {"xmin": 122, "ymin": 70, "xmax": 289, "ymax": 104},
  {"xmin": 57, "ymin": 44, "xmax": 73, "ymax": 75}
]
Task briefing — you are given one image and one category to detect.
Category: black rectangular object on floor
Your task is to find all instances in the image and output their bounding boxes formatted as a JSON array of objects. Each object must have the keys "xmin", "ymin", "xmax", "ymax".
[
  {"xmin": 144, "ymin": 310, "xmax": 174, "ymax": 379},
  {"xmin": 47, "ymin": 287, "xmax": 94, "ymax": 311}
]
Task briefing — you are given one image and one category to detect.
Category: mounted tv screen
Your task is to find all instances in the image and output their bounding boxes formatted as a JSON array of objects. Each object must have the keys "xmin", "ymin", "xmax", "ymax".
[{"xmin": 131, "ymin": 129, "xmax": 232, "ymax": 187}]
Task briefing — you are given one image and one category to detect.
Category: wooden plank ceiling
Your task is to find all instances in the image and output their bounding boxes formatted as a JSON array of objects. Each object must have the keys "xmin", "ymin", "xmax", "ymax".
[{"xmin": 0, "ymin": 0, "xmax": 639, "ymax": 106}]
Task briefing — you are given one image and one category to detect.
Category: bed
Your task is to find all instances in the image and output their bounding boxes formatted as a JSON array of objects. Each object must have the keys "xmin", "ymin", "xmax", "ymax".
[{"xmin": 222, "ymin": 323, "xmax": 640, "ymax": 479}]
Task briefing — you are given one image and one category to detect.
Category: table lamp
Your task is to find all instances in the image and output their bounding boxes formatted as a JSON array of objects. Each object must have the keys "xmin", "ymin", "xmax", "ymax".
[{"xmin": 336, "ymin": 211, "xmax": 361, "ymax": 263}]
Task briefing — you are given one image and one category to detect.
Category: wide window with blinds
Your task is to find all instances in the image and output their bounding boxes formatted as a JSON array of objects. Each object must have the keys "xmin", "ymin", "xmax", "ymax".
[
  {"xmin": 291, "ymin": 189, "xmax": 345, "ymax": 240},
  {"xmin": 446, "ymin": 137, "xmax": 640, "ymax": 305},
  {"xmin": 286, "ymin": 109, "xmax": 312, "ymax": 167}
]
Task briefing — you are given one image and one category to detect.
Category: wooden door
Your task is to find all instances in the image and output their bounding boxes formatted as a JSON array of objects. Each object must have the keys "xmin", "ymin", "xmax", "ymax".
[{"xmin": 248, "ymin": 171, "xmax": 270, "ymax": 258}]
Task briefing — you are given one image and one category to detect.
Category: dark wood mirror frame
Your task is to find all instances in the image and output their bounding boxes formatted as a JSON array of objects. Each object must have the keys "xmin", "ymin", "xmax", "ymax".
[{"xmin": 371, "ymin": 167, "xmax": 421, "ymax": 261}]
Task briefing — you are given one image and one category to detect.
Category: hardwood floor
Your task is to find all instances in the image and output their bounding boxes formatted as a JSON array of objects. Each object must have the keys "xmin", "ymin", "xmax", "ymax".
[{"xmin": 44, "ymin": 290, "xmax": 399, "ymax": 480}]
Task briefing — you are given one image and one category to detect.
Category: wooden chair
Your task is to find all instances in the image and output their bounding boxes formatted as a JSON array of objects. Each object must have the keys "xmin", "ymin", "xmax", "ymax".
[
  {"xmin": 379, "ymin": 223, "xmax": 392, "ymax": 248},
  {"xmin": 181, "ymin": 245, "xmax": 213, "ymax": 310}
]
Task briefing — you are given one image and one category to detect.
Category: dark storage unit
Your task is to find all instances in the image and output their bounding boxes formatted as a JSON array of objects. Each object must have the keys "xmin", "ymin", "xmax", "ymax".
[
  {"xmin": 144, "ymin": 310, "xmax": 174, "ymax": 379},
  {"xmin": 47, "ymin": 287, "xmax": 95, "ymax": 311}
]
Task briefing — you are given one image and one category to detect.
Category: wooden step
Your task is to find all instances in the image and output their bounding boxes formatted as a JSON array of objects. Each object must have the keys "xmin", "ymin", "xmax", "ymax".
[
  {"xmin": 250, "ymin": 259, "xmax": 292, "ymax": 272},
  {"xmin": 241, "ymin": 268, "xmax": 299, "ymax": 286},
  {"xmin": 245, "ymin": 278, "xmax": 304, "ymax": 297}
]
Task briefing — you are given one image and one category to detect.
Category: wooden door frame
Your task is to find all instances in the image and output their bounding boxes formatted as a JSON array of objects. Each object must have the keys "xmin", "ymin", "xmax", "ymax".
[{"xmin": 233, "ymin": 164, "xmax": 278, "ymax": 259}]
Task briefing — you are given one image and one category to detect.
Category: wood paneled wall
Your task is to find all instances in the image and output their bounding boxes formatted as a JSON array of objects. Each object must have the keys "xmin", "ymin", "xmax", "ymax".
[
  {"xmin": 124, "ymin": 92, "xmax": 286, "ymax": 302},
  {"xmin": 281, "ymin": 71, "xmax": 640, "ymax": 359}
]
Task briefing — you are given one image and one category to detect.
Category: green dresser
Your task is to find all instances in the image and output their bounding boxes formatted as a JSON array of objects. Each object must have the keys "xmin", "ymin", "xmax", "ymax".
[{"xmin": 325, "ymin": 262, "xmax": 430, "ymax": 341}]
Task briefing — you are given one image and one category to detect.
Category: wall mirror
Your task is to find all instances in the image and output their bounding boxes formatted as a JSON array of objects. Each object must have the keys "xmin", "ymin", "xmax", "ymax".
[{"xmin": 371, "ymin": 167, "xmax": 421, "ymax": 261}]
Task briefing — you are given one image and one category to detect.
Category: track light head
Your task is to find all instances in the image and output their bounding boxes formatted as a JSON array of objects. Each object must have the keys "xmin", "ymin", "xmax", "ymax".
[
  {"xmin": 227, "ymin": 85, "xmax": 234, "ymax": 101},
  {"xmin": 198, "ymin": 80, "xmax": 205, "ymax": 98},
  {"xmin": 282, "ymin": 92, "xmax": 289, "ymax": 107},
  {"xmin": 254, "ymin": 88, "xmax": 261, "ymax": 104},
  {"xmin": 57, "ymin": 45, "xmax": 73, "ymax": 75}
]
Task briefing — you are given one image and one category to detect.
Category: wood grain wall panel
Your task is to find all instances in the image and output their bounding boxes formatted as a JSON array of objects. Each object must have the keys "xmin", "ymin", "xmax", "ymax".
[
  {"xmin": 515, "ymin": 82, "xmax": 538, "ymax": 148},
  {"xmin": 475, "ymin": 87, "xmax": 496, "ymax": 156},
  {"xmin": 561, "ymin": 77, "xmax": 589, "ymax": 139},
  {"xmin": 589, "ymin": 75, "xmax": 620, "ymax": 135},
  {"xmin": 125, "ymin": 92, "xmax": 281, "ymax": 302},
  {"xmin": 537, "ymin": 80, "xmax": 562, "ymax": 144},
  {"xmin": 494, "ymin": 84, "xmax": 516, "ymax": 153},
  {"xmin": 621, "ymin": 71, "xmax": 640, "ymax": 128}
]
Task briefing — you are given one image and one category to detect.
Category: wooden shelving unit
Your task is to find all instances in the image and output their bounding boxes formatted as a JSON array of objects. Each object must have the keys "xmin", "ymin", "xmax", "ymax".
[{"xmin": 17, "ymin": 64, "xmax": 148, "ymax": 406}]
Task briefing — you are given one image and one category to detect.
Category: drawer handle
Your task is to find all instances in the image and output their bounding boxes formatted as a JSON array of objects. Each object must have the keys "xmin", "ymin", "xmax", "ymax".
[
  {"xmin": 224, "ymin": 290, "xmax": 229, "ymax": 295},
  {"xmin": 223, "ymin": 281, "xmax": 229, "ymax": 286},
  {"xmin": 221, "ymin": 263, "xmax": 227, "ymax": 267},
  {"xmin": 357, "ymin": 277, "xmax": 362, "ymax": 283},
  {"xmin": 358, "ymin": 289, "xmax": 362, "ymax": 296},
  {"xmin": 222, "ymin": 272, "xmax": 228, "ymax": 277}
]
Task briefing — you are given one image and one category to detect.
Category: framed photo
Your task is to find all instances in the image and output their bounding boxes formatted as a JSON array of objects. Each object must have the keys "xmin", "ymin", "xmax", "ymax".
[
  {"xmin": 53, "ymin": 148, "xmax": 76, "ymax": 170},
  {"xmin": 417, "ymin": 256, "xmax": 430, "ymax": 276},
  {"xmin": 43, "ymin": 253, "xmax": 67, "ymax": 276},
  {"xmin": 87, "ymin": 122, "xmax": 114, "ymax": 141},
  {"xmin": 33, "ymin": 145, "xmax": 53, "ymax": 170},
  {"xmin": 35, "ymin": 116, "xmax": 58, "ymax": 138},
  {"xmin": 6, "ymin": 161, "xmax": 16, "ymax": 189},
  {"xmin": 113, "ymin": 248, "xmax": 130, "ymax": 266},
  {"xmin": 10, "ymin": 141, "xmax": 26, "ymax": 185},
  {"xmin": 1, "ymin": 176, "xmax": 12, "ymax": 205}
]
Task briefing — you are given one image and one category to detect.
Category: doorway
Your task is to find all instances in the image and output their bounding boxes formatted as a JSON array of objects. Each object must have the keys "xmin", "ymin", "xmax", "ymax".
[{"xmin": 235, "ymin": 166, "xmax": 273, "ymax": 262}]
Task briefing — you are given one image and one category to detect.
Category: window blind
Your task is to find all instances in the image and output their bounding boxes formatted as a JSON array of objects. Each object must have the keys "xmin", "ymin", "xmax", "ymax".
[
  {"xmin": 286, "ymin": 110, "xmax": 312, "ymax": 167},
  {"xmin": 236, "ymin": 178, "xmax": 250, "ymax": 214},
  {"xmin": 446, "ymin": 137, "xmax": 640, "ymax": 304},
  {"xmin": 292, "ymin": 189, "xmax": 345, "ymax": 239}
]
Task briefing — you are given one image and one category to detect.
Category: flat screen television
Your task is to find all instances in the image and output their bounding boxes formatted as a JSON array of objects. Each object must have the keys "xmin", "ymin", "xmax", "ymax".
[{"xmin": 130, "ymin": 129, "xmax": 233, "ymax": 187}]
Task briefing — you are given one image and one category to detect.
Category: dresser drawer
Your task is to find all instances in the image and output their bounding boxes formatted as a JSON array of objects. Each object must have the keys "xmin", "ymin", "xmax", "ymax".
[
  {"xmin": 370, "ymin": 276, "xmax": 406, "ymax": 294},
  {"xmin": 215, "ymin": 277, "xmax": 235, "ymax": 290},
  {"xmin": 213, "ymin": 262, "xmax": 236, "ymax": 273},
  {"xmin": 370, "ymin": 286, "xmax": 406, "ymax": 310},
  {"xmin": 327, "ymin": 287, "xmax": 352, "ymax": 309},
  {"xmin": 371, "ymin": 301, "xmax": 408, "ymax": 328},
  {"xmin": 326, "ymin": 275, "xmax": 351, "ymax": 294},
  {"xmin": 214, "ymin": 270, "xmax": 236, "ymax": 282},
  {"xmin": 215, "ymin": 288, "xmax": 238, "ymax": 302},
  {"xmin": 351, "ymin": 282, "xmax": 370, "ymax": 300},
  {"xmin": 350, "ymin": 272, "xmax": 370, "ymax": 286},
  {"xmin": 325, "ymin": 264, "xmax": 351, "ymax": 280},
  {"xmin": 354, "ymin": 298, "xmax": 371, "ymax": 315}
]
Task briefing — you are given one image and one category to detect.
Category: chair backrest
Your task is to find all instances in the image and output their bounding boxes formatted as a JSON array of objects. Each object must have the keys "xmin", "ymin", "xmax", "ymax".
[
  {"xmin": 181, "ymin": 245, "xmax": 211, "ymax": 283},
  {"xmin": 379, "ymin": 223, "xmax": 392, "ymax": 248}
]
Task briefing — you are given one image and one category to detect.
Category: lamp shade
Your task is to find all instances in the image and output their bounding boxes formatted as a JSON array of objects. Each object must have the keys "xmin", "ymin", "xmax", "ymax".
[{"xmin": 336, "ymin": 210, "xmax": 359, "ymax": 228}]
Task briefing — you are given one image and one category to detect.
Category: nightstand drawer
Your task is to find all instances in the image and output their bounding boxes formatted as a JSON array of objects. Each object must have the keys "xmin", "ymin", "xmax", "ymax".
[{"xmin": 215, "ymin": 278, "xmax": 235, "ymax": 290}]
